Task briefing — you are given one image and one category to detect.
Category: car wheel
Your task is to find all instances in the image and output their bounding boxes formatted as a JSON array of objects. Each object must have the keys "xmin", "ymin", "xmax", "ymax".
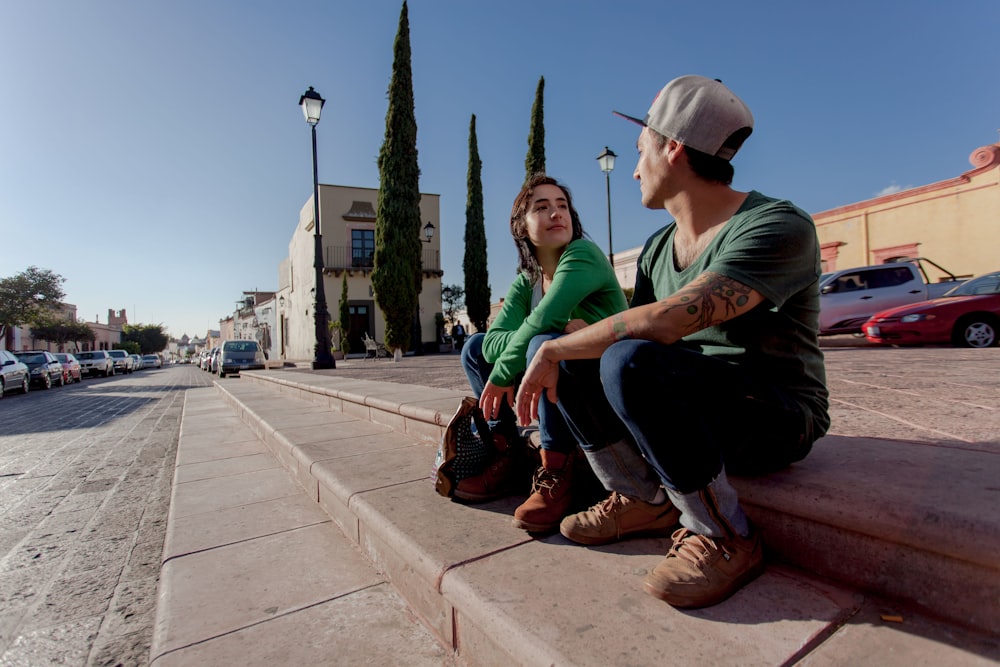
[
  {"xmin": 0, "ymin": 379, "xmax": 4, "ymax": 399},
  {"xmin": 955, "ymin": 317, "xmax": 998, "ymax": 348},
  {"xmin": 42, "ymin": 373, "xmax": 52, "ymax": 390},
  {"xmin": 21, "ymin": 376, "xmax": 30, "ymax": 393},
  {"xmin": 57, "ymin": 372, "xmax": 65, "ymax": 387}
]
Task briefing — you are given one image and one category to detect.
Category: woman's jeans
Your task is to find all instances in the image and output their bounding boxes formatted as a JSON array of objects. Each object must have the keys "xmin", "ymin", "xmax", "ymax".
[
  {"xmin": 461, "ymin": 332, "xmax": 576, "ymax": 454},
  {"xmin": 555, "ymin": 340, "xmax": 815, "ymax": 493}
]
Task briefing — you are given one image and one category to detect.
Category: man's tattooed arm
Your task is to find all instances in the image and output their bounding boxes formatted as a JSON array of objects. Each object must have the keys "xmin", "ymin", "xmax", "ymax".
[{"xmin": 661, "ymin": 271, "xmax": 759, "ymax": 336}]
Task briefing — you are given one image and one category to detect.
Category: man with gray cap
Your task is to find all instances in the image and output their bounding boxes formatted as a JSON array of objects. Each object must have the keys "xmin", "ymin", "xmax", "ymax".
[{"xmin": 515, "ymin": 75, "xmax": 829, "ymax": 608}]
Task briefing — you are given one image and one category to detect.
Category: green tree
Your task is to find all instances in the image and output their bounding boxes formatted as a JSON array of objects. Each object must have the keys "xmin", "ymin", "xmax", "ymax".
[
  {"xmin": 463, "ymin": 115, "xmax": 491, "ymax": 332},
  {"xmin": 29, "ymin": 319, "xmax": 94, "ymax": 351},
  {"xmin": 441, "ymin": 284, "xmax": 465, "ymax": 329},
  {"xmin": 372, "ymin": 1, "xmax": 422, "ymax": 358},
  {"xmin": 0, "ymin": 266, "xmax": 66, "ymax": 342},
  {"xmin": 122, "ymin": 324, "xmax": 168, "ymax": 355},
  {"xmin": 524, "ymin": 75, "xmax": 545, "ymax": 182},
  {"xmin": 115, "ymin": 340, "xmax": 141, "ymax": 355},
  {"xmin": 338, "ymin": 273, "xmax": 351, "ymax": 354}
]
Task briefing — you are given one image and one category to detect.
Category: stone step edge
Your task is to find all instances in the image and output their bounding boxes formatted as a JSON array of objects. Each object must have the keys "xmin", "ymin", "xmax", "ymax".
[{"xmin": 232, "ymin": 372, "xmax": 998, "ymax": 635}]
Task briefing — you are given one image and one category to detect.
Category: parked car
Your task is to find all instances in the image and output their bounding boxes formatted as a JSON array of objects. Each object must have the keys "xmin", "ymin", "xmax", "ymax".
[
  {"xmin": 15, "ymin": 350, "xmax": 65, "ymax": 389},
  {"xmin": 141, "ymin": 354, "xmax": 162, "ymax": 369},
  {"xmin": 53, "ymin": 353, "xmax": 82, "ymax": 383},
  {"xmin": 217, "ymin": 340, "xmax": 266, "ymax": 377},
  {"xmin": 208, "ymin": 348, "xmax": 220, "ymax": 373},
  {"xmin": 129, "ymin": 353, "xmax": 143, "ymax": 372},
  {"xmin": 819, "ymin": 258, "xmax": 967, "ymax": 335},
  {"xmin": 0, "ymin": 349, "xmax": 30, "ymax": 397},
  {"xmin": 108, "ymin": 349, "xmax": 135, "ymax": 374},
  {"xmin": 76, "ymin": 350, "xmax": 115, "ymax": 377},
  {"xmin": 863, "ymin": 271, "xmax": 1000, "ymax": 348}
]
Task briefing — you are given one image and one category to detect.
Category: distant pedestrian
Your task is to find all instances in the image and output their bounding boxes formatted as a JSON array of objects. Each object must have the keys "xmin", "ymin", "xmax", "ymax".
[{"xmin": 451, "ymin": 321, "xmax": 466, "ymax": 350}]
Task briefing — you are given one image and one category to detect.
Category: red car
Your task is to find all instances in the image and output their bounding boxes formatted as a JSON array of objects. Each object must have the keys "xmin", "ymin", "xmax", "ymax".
[
  {"xmin": 53, "ymin": 353, "xmax": 82, "ymax": 383},
  {"xmin": 863, "ymin": 271, "xmax": 1000, "ymax": 347}
]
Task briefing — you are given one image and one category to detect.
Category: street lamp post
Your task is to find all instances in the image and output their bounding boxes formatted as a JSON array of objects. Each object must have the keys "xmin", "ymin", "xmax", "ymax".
[
  {"xmin": 299, "ymin": 86, "xmax": 335, "ymax": 369},
  {"xmin": 596, "ymin": 146, "xmax": 617, "ymax": 267}
]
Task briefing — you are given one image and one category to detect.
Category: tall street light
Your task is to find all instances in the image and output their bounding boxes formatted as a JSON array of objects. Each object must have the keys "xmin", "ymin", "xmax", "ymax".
[
  {"xmin": 596, "ymin": 146, "xmax": 617, "ymax": 267},
  {"xmin": 300, "ymin": 86, "xmax": 335, "ymax": 369}
]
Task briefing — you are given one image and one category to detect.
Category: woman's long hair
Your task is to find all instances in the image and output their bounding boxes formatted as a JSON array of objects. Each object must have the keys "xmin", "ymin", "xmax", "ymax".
[{"xmin": 509, "ymin": 173, "xmax": 585, "ymax": 282}]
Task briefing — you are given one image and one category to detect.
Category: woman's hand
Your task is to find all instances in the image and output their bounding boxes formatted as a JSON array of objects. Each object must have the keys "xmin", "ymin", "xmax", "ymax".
[
  {"xmin": 563, "ymin": 318, "xmax": 588, "ymax": 334},
  {"xmin": 479, "ymin": 381, "xmax": 514, "ymax": 421}
]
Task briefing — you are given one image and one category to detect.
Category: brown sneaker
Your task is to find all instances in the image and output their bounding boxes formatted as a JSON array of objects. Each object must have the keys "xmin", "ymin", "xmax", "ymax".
[
  {"xmin": 559, "ymin": 491, "xmax": 679, "ymax": 546},
  {"xmin": 512, "ymin": 449, "xmax": 574, "ymax": 533},
  {"xmin": 453, "ymin": 432, "xmax": 520, "ymax": 503},
  {"xmin": 643, "ymin": 527, "xmax": 764, "ymax": 608}
]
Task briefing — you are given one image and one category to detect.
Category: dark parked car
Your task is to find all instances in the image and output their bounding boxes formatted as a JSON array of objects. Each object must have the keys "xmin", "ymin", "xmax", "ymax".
[
  {"xmin": 15, "ymin": 350, "xmax": 65, "ymax": 389},
  {"xmin": 0, "ymin": 349, "xmax": 30, "ymax": 397},
  {"xmin": 53, "ymin": 352, "xmax": 82, "ymax": 383},
  {"xmin": 864, "ymin": 271, "xmax": 1000, "ymax": 348},
  {"xmin": 76, "ymin": 350, "xmax": 115, "ymax": 377},
  {"xmin": 218, "ymin": 340, "xmax": 266, "ymax": 377}
]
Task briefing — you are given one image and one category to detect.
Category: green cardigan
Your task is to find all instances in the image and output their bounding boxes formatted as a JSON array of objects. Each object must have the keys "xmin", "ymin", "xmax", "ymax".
[{"xmin": 482, "ymin": 238, "xmax": 628, "ymax": 386}]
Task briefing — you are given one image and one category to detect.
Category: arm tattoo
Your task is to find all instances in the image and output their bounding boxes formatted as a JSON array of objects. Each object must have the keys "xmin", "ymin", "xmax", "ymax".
[
  {"xmin": 609, "ymin": 313, "xmax": 631, "ymax": 341},
  {"xmin": 660, "ymin": 272, "xmax": 754, "ymax": 332}
]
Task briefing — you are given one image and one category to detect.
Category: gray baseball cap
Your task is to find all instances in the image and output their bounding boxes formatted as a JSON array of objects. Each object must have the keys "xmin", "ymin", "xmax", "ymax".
[{"xmin": 614, "ymin": 75, "xmax": 754, "ymax": 161}]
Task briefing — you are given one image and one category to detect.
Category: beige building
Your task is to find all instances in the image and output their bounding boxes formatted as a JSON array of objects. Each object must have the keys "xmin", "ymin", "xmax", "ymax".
[
  {"xmin": 276, "ymin": 184, "xmax": 442, "ymax": 360},
  {"xmin": 813, "ymin": 141, "xmax": 999, "ymax": 278}
]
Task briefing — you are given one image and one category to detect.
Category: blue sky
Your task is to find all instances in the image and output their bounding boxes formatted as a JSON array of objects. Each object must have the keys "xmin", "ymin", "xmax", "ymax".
[{"xmin": 3, "ymin": 1, "xmax": 998, "ymax": 339}]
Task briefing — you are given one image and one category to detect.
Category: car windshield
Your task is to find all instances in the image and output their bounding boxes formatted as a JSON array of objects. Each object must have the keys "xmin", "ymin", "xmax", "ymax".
[
  {"xmin": 109, "ymin": 350, "xmax": 126, "ymax": 357},
  {"xmin": 944, "ymin": 273, "xmax": 1000, "ymax": 297},
  {"xmin": 77, "ymin": 352, "xmax": 96, "ymax": 359},
  {"xmin": 54, "ymin": 354, "xmax": 69, "ymax": 362},
  {"xmin": 143, "ymin": 355, "xmax": 157, "ymax": 360},
  {"xmin": 223, "ymin": 341, "xmax": 259, "ymax": 352},
  {"xmin": 17, "ymin": 353, "xmax": 46, "ymax": 363}
]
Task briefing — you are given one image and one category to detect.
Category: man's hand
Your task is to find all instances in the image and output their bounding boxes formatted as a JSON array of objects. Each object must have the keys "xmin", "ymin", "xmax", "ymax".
[
  {"xmin": 479, "ymin": 381, "xmax": 514, "ymax": 421},
  {"xmin": 563, "ymin": 318, "xmax": 588, "ymax": 334},
  {"xmin": 515, "ymin": 348, "xmax": 560, "ymax": 427}
]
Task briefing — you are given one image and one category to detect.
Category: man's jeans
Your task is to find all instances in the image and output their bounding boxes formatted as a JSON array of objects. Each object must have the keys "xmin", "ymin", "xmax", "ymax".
[
  {"xmin": 461, "ymin": 332, "xmax": 576, "ymax": 453},
  {"xmin": 556, "ymin": 340, "xmax": 815, "ymax": 493}
]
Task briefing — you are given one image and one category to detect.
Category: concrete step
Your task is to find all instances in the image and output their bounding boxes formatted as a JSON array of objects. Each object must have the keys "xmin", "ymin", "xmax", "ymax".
[
  {"xmin": 150, "ymin": 388, "xmax": 454, "ymax": 666},
  {"xmin": 153, "ymin": 371, "xmax": 1000, "ymax": 665}
]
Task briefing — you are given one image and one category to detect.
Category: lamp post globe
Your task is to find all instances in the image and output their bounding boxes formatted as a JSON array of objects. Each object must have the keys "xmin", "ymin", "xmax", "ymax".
[
  {"xmin": 596, "ymin": 146, "xmax": 617, "ymax": 267},
  {"xmin": 299, "ymin": 86, "xmax": 336, "ymax": 369}
]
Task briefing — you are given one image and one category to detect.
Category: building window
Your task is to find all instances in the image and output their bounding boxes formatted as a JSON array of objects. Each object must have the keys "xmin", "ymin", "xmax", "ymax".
[{"xmin": 352, "ymin": 229, "xmax": 375, "ymax": 267}]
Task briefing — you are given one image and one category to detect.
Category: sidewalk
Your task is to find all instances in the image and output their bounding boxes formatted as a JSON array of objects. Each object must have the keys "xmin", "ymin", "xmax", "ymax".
[{"xmin": 151, "ymin": 346, "xmax": 1000, "ymax": 665}]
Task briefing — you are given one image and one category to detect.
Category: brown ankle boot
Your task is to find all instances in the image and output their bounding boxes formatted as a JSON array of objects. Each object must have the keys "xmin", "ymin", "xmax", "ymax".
[
  {"xmin": 511, "ymin": 449, "xmax": 574, "ymax": 533},
  {"xmin": 453, "ymin": 432, "xmax": 520, "ymax": 503}
]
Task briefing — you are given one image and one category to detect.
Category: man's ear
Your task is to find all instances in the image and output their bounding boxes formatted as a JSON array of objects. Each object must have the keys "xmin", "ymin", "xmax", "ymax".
[{"xmin": 664, "ymin": 138, "xmax": 683, "ymax": 163}]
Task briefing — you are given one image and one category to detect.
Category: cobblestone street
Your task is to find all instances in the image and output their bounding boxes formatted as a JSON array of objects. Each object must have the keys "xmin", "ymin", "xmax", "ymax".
[{"xmin": 0, "ymin": 365, "xmax": 212, "ymax": 666}]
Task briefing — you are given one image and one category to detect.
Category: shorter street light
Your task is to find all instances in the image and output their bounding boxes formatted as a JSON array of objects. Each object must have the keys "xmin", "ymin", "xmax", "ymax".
[{"xmin": 596, "ymin": 146, "xmax": 617, "ymax": 267}]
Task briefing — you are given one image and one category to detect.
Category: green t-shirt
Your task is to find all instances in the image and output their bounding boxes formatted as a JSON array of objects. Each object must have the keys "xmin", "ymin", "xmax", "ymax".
[
  {"xmin": 483, "ymin": 238, "xmax": 628, "ymax": 386},
  {"xmin": 632, "ymin": 191, "xmax": 830, "ymax": 436}
]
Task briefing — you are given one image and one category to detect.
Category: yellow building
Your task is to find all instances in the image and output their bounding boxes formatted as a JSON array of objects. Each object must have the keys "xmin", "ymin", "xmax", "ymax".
[
  {"xmin": 813, "ymin": 142, "xmax": 1000, "ymax": 278},
  {"xmin": 276, "ymin": 184, "xmax": 442, "ymax": 361}
]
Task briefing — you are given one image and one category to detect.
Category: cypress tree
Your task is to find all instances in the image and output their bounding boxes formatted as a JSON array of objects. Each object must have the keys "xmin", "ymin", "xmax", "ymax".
[
  {"xmin": 373, "ymin": 1, "xmax": 422, "ymax": 356},
  {"xmin": 338, "ymin": 273, "xmax": 350, "ymax": 354},
  {"xmin": 524, "ymin": 75, "xmax": 545, "ymax": 182},
  {"xmin": 463, "ymin": 114, "xmax": 490, "ymax": 332}
]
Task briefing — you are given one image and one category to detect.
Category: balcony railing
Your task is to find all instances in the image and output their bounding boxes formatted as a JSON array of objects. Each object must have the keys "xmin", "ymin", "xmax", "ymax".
[{"xmin": 323, "ymin": 245, "xmax": 440, "ymax": 272}]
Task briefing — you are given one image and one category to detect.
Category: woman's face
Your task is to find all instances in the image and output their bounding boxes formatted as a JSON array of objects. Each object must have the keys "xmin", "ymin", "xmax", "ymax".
[{"xmin": 523, "ymin": 184, "xmax": 574, "ymax": 251}]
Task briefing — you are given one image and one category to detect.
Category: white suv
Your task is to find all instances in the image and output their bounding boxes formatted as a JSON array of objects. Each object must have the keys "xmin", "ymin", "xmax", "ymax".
[
  {"xmin": 76, "ymin": 350, "xmax": 115, "ymax": 377},
  {"xmin": 108, "ymin": 349, "xmax": 135, "ymax": 374}
]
